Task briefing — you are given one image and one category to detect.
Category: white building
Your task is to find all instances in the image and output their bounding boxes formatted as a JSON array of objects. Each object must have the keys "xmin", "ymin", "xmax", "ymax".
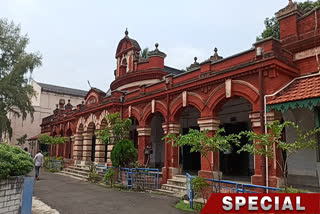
[{"xmin": 5, "ymin": 80, "xmax": 87, "ymax": 155}]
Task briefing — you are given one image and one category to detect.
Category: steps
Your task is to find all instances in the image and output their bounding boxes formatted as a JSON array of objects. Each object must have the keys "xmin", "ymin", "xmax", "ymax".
[
  {"xmin": 156, "ymin": 175, "xmax": 187, "ymax": 197},
  {"xmin": 59, "ymin": 165, "xmax": 91, "ymax": 180}
]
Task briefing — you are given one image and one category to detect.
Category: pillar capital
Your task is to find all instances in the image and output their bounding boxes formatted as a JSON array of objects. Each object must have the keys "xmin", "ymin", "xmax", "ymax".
[
  {"xmin": 197, "ymin": 117, "xmax": 220, "ymax": 132},
  {"xmin": 162, "ymin": 123, "xmax": 180, "ymax": 135},
  {"xmin": 249, "ymin": 111, "xmax": 282, "ymax": 128},
  {"xmin": 136, "ymin": 126, "xmax": 151, "ymax": 136}
]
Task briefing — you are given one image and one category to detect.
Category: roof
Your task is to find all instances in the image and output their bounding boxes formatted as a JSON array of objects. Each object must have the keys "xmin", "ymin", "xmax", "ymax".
[
  {"xmin": 164, "ymin": 66, "xmax": 184, "ymax": 75},
  {"xmin": 37, "ymin": 82, "xmax": 88, "ymax": 98},
  {"xmin": 268, "ymin": 74, "xmax": 320, "ymax": 105},
  {"xmin": 27, "ymin": 135, "xmax": 39, "ymax": 141}
]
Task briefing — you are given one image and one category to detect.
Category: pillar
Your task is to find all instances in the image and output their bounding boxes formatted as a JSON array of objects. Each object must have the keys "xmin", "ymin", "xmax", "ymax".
[
  {"xmin": 94, "ymin": 131, "xmax": 106, "ymax": 165},
  {"xmin": 161, "ymin": 123, "xmax": 181, "ymax": 182},
  {"xmin": 73, "ymin": 133, "xmax": 83, "ymax": 165},
  {"xmin": 197, "ymin": 117, "xmax": 222, "ymax": 179},
  {"xmin": 249, "ymin": 111, "xmax": 283, "ymax": 187},
  {"xmin": 136, "ymin": 126, "xmax": 151, "ymax": 166},
  {"xmin": 70, "ymin": 136, "xmax": 75, "ymax": 160},
  {"xmin": 82, "ymin": 132, "xmax": 93, "ymax": 165}
]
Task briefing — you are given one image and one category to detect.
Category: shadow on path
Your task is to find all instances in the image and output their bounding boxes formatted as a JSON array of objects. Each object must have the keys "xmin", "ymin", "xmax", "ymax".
[{"xmin": 33, "ymin": 170, "xmax": 188, "ymax": 214}]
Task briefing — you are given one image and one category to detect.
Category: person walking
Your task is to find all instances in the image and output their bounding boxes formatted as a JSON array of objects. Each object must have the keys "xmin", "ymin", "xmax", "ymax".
[{"xmin": 34, "ymin": 150, "xmax": 44, "ymax": 180}]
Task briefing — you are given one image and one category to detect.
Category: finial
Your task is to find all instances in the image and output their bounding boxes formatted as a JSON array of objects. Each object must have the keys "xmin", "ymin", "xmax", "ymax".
[
  {"xmin": 288, "ymin": 0, "xmax": 293, "ymax": 5},
  {"xmin": 68, "ymin": 99, "xmax": 70, "ymax": 103},
  {"xmin": 155, "ymin": 43, "xmax": 159, "ymax": 50},
  {"xmin": 56, "ymin": 104, "xmax": 58, "ymax": 108},
  {"xmin": 82, "ymin": 101, "xmax": 84, "ymax": 104},
  {"xmin": 194, "ymin": 57, "xmax": 197, "ymax": 63},
  {"xmin": 214, "ymin": 47, "xmax": 218, "ymax": 53},
  {"xmin": 125, "ymin": 28, "xmax": 128, "ymax": 37}
]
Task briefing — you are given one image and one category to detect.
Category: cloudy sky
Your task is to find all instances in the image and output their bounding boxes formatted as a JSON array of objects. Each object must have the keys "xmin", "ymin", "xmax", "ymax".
[{"xmin": 1, "ymin": 0, "xmax": 297, "ymax": 91}]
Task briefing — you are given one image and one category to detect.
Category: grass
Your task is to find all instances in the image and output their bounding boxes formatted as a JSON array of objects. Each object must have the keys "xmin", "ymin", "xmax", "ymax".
[{"xmin": 175, "ymin": 200, "xmax": 195, "ymax": 212}]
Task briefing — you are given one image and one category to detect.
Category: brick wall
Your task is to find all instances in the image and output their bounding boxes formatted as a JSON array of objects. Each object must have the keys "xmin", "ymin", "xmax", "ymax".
[{"xmin": 0, "ymin": 177, "xmax": 24, "ymax": 214}]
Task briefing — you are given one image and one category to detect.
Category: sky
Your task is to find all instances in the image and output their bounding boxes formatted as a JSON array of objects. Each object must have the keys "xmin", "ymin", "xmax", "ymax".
[{"xmin": 1, "ymin": 0, "xmax": 300, "ymax": 92}]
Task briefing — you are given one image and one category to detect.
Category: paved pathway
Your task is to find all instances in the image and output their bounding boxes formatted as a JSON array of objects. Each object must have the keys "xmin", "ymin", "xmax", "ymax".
[{"xmin": 33, "ymin": 170, "xmax": 188, "ymax": 214}]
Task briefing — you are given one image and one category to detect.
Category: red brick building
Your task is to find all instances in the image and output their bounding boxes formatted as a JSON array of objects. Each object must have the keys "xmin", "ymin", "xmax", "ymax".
[{"xmin": 41, "ymin": 1, "xmax": 320, "ymax": 188}]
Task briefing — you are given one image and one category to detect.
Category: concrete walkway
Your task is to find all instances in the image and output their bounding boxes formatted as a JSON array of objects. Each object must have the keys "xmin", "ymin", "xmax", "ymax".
[{"xmin": 33, "ymin": 170, "xmax": 188, "ymax": 214}]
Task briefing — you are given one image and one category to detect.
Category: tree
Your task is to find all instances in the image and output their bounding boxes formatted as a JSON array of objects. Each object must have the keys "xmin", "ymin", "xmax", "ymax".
[
  {"xmin": 0, "ymin": 19, "xmax": 41, "ymax": 140},
  {"xmin": 97, "ymin": 112, "xmax": 131, "ymax": 144},
  {"xmin": 38, "ymin": 134, "xmax": 67, "ymax": 146},
  {"xmin": 110, "ymin": 139, "xmax": 137, "ymax": 167},
  {"xmin": 257, "ymin": 0, "xmax": 320, "ymax": 41},
  {"xmin": 140, "ymin": 48, "xmax": 149, "ymax": 59},
  {"xmin": 163, "ymin": 128, "xmax": 240, "ymax": 180},
  {"xmin": 16, "ymin": 134, "xmax": 27, "ymax": 146},
  {"xmin": 97, "ymin": 112, "xmax": 137, "ymax": 167},
  {"xmin": 238, "ymin": 120, "xmax": 320, "ymax": 192}
]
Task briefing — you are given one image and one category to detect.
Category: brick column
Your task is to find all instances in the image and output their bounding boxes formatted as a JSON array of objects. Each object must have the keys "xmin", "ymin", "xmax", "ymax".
[
  {"xmin": 197, "ymin": 117, "xmax": 222, "ymax": 179},
  {"xmin": 94, "ymin": 131, "xmax": 106, "ymax": 165},
  {"xmin": 136, "ymin": 126, "xmax": 151, "ymax": 166},
  {"xmin": 73, "ymin": 133, "xmax": 83, "ymax": 165},
  {"xmin": 162, "ymin": 123, "xmax": 181, "ymax": 181},
  {"xmin": 106, "ymin": 144, "xmax": 114, "ymax": 166},
  {"xmin": 249, "ymin": 111, "xmax": 283, "ymax": 187},
  {"xmin": 70, "ymin": 136, "xmax": 75, "ymax": 160},
  {"xmin": 82, "ymin": 132, "xmax": 93, "ymax": 165}
]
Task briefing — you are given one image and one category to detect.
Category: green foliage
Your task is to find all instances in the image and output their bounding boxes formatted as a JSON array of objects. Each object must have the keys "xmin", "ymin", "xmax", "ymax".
[
  {"xmin": 238, "ymin": 120, "xmax": 320, "ymax": 190},
  {"xmin": 141, "ymin": 48, "xmax": 149, "ymax": 59},
  {"xmin": 257, "ymin": 17, "xmax": 280, "ymax": 41},
  {"xmin": 238, "ymin": 121, "xmax": 319, "ymax": 158},
  {"xmin": 0, "ymin": 19, "xmax": 42, "ymax": 139},
  {"xmin": 0, "ymin": 143, "xmax": 34, "ymax": 179},
  {"xmin": 56, "ymin": 156, "xmax": 63, "ymax": 161},
  {"xmin": 175, "ymin": 200, "xmax": 198, "ymax": 212},
  {"xmin": 299, "ymin": 0, "xmax": 320, "ymax": 11},
  {"xmin": 164, "ymin": 128, "xmax": 239, "ymax": 161},
  {"xmin": 282, "ymin": 186, "xmax": 308, "ymax": 193},
  {"xmin": 97, "ymin": 112, "xmax": 132, "ymax": 145},
  {"xmin": 192, "ymin": 177, "xmax": 209, "ymax": 193},
  {"xmin": 38, "ymin": 134, "xmax": 67, "ymax": 145},
  {"xmin": 47, "ymin": 168, "xmax": 58, "ymax": 173},
  {"xmin": 88, "ymin": 164, "xmax": 101, "ymax": 183},
  {"xmin": 104, "ymin": 168, "xmax": 117, "ymax": 187},
  {"xmin": 110, "ymin": 139, "xmax": 137, "ymax": 167},
  {"xmin": 16, "ymin": 134, "xmax": 27, "ymax": 146},
  {"xmin": 257, "ymin": 1, "xmax": 320, "ymax": 41}
]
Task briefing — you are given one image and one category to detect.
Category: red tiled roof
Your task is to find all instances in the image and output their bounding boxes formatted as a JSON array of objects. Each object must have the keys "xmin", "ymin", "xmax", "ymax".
[
  {"xmin": 268, "ymin": 74, "xmax": 320, "ymax": 105},
  {"xmin": 27, "ymin": 135, "xmax": 39, "ymax": 141}
]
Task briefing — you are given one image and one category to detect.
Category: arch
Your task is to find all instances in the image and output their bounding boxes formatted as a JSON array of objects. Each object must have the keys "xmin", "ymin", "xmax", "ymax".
[
  {"xmin": 169, "ymin": 92, "xmax": 205, "ymax": 121},
  {"xmin": 96, "ymin": 110, "xmax": 109, "ymax": 130},
  {"xmin": 84, "ymin": 113, "xmax": 98, "ymax": 132},
  {"xmin": 123, "ymin": 106, "xmax": 141, "ymax": 123},
  {"xmin": 76, "ymin": 117, "xmax": 85, "ymax": 133},
  {"xmin": 206, "ymin": 80, "xmax": 260, "ymax": 116},
  {"xmin": 141, "ymin": 101, "xmax": 167, "ymax": 126}
]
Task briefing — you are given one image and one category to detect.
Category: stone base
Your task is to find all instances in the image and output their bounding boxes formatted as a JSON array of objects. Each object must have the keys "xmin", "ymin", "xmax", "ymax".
[
  {"xmin": 94, "ymin": 162, "xmax": 107, "ymax": 166},
  {"xmin": 80, "ymin": 160, "xmax": 92, "ymax": 166},
  {"xmin": 199, "ymin": 170, "xmax": 222, "ymax": 179},
  {"xmin": 162, "ymin": 167, "xmax": 182, "ymax": 182},
  {"xmin": 251, "ymin": 175, "xmax": 283, "ymax": 188}
]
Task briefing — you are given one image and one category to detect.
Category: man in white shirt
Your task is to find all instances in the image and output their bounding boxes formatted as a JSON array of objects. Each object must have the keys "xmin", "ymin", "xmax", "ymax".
[{"xmin": 34, "ymin": 150, "xmax": 44, "ymax": 180}]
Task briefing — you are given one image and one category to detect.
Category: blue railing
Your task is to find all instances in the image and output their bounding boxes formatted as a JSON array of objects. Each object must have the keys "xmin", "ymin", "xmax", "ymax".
[
  {"xmin": 95, "ymin": 165, "xmax": 159, "ymax": 190},
  {"xmin": 186, "ymin": 173, "xmax": 282, "ymax": 209}
]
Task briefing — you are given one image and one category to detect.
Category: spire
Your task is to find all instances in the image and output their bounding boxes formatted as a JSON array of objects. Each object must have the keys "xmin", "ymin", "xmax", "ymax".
[
  {"xmin": 210, "ymin": 47, "xmax": 223, "ymax": 62},
  {"xmin": 288, "ymin": 0, "xmax": 293, "ymax": 6},
  {"xmin": 125, "ymin": 28, "xmax": 128, "ymax": 37}
]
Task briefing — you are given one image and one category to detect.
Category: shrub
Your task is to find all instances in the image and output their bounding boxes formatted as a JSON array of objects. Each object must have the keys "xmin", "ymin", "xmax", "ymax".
[
  {"xmin": 110, "ymin": 139, "xmax": 137, "ymax": 167},
  {"xmin": 88, "ymin": 165, "xmax": 101, "ymax": 183},
  {"xmin": 104, "ymin": 168, "xmax": 116, "ymax": 187},
  {"xmin": 0, "ymin": 143, "xmax": 34, "ymax": 179}
]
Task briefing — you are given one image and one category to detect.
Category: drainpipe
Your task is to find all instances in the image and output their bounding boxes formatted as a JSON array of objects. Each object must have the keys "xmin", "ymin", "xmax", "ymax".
[
  {"xmin": 165, "ymin": 93, "xmax": 170, "ymax": 181},
  {"xmin": 264, "ymin": 72, "xmax": 320, "ymax": 191},
  {"xmin": 258, "ymin": 70, "xmax": 267, "ymax": 190}
]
